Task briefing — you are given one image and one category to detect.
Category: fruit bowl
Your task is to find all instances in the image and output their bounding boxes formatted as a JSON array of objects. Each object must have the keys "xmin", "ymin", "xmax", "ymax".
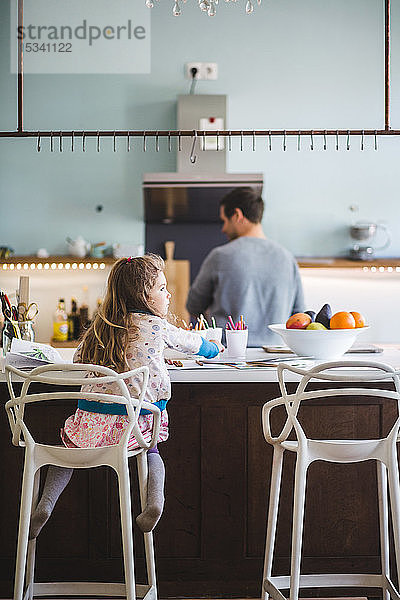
[{"xmin": 268, "ymin": 324, "xmax": 370, "ymax": 360}]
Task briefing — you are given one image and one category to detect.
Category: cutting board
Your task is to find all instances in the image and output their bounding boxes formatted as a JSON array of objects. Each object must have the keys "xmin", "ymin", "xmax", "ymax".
[{"xmin": 164, "ymin": 241, "xmax": 190, "ymax": 326}]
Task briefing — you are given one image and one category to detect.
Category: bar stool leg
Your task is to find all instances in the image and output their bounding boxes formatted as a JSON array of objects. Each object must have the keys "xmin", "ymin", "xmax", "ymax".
[
  {"xmin": 262, "ymin": 445, "xmax": 284, "ymax": 600},
  {"xmin": 377, "ymin": 461, "xmax": 390, "ymax": 600},
  {"xmin": 137, "ymin": 451, "xmax": 157, "ymax": 592},
  {"xmin": 25, "ymin": 469, "xmax": 40, "ymax": 600},
  {"xmin": 387, "ymin": 451, "xmax": 400, "ymax": 591},
  {"xmin": 117, "ymin": 463, "xmax": 136, "ymax": 600},
  {"xmin": 14, "ymin": 457, "xmax": 36, "ymax": 600},
  {"xmin": 289, "ymin": 457, "xmax": 309, "ymax": 600}
]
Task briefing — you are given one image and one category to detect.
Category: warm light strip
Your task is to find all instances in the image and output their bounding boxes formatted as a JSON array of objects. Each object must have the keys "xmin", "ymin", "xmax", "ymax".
[
  {"xmin": 362, "ymin": 266, "xmax": 400, "ymax": 272},
  {"xmin": 0, "ymin": 262, "xmax": 110, "ymax": 270}
]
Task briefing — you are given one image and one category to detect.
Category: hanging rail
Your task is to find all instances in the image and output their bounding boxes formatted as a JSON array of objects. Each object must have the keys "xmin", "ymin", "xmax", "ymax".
[
  {"xmin": 1, "ymin": 129, "xmax": 399, "ymax": 139},
  {"xmin": 0, "ymin": 0, "xmax": 395, "ymax": 140}
]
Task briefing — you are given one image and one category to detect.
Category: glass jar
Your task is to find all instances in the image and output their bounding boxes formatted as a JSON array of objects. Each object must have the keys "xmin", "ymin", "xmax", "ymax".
[{"xmin": 19, "ymin": 321, "xmax": 35, "ymax": 342}]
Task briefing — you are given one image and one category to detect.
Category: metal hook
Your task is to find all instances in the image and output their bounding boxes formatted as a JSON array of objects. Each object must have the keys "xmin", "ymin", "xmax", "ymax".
[
  {"xmin": 168, "ymin": 132, "xmax": 172, "ymax": 153},
  {"xmin": 216, "ymin": 131, "xmax": 220, "ymax": 151},
  {"xmin": 283, "ymin": 130, "xmax": 286, "ymax": 151},
  {"xmin": 346, "ymin": 130, "xmax": 350, "ymax": 151},
  {"xmin": 113, "ymin": 131, "xmax": 117, "ymax": 152},
  {"xmin": 82, "ymin": 131, "xmax": 85, "ymax": 153},
  {"xmin": 155, "ymin": 131, "xmax": 159, "ymax": 152},
  {"xmin": 268, "ymin": 131, "xmax": 272, "ymax": 151},
  {"xmin": 178, "ymin": 132, "xmax": 182, "ymax": 152},
  {"xmin": 323, "ymin": 130, "xmax": 327, "ymax": 151},
  {"xmin": 190, "ymin": 130, "xmax": 197, "ymax": 164},
  {"xmin": 50, "ymin": 131, "xmax": 54, "ymax": 152},
  {"xmin": 374, "ymin": 130, "xmax": 378, "ymax": 151},
  {"xmin": 297, "ymin": 132, "xmax": 301, "ymax": 151},
  {"xmin": 127, "ymin": 132, "xmax": 130, "ymax": 152},
  {"xmin": 228, "ymin": 131, "xmax": 232, "ymax": 152},
  {"xmin": 336, "ymin": 131, "xmax": 339, "ymax": 151},
  {"xmin": 252, "ymin": 130, "xmax": 256, "ymax": 152},
  {"xmin": 202, "ymin": 130, "xmax": 206, "ymax": 151},
  {"xmin": 361, "ymin": 130, "xmax": 364, "ymax": 151},
  {"xmin": 310, "ymin": 131, "xmax": 314, "ymax": 151},
  {"xmin": 37, "ymin": 132, "xmax": 41, "ymax": 152},
  {"xmin": 97, "ymin": 131, "xmax": 101, "ymax": 152},
  {"xmin": 59, "ymin": 131, "xmax": 63, "ymax": 153},
  {"xmin": 71, "ymin": 130, "xmax": 75, "ymax": 152},
  {"xmin": 240, "ymin": 131, "xmax": 243, "ymax": 152},
  {"xmin": 143, "ymin": 134, "xmax": 147, "ymax": 152}
]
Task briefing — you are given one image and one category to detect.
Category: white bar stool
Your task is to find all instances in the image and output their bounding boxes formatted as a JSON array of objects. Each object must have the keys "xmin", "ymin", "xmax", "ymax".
[
  {"xmin": 261, "ymin": 360, "xmax": 400, "ymax": 600},
  {"xmin": 5, "ymin": 362, "xmax": 161, "ymax": 600}
]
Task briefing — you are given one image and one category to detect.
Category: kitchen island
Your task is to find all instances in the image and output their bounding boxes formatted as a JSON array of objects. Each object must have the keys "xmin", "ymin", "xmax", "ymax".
[{"xmin": 1, "ymin": 347, "xmax": 400, "ymax": 598}]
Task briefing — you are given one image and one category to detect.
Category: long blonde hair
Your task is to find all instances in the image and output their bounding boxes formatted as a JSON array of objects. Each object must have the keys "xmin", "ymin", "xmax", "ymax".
[{"xmin": 78, "ymin": 254, "xmax": 164, "ymax": 372}]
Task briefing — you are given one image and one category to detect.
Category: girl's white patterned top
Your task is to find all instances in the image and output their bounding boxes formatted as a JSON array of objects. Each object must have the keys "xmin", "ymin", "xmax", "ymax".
[{"xmin": 63, "ymin": 314, "xmax": 202, "ymax": 450}]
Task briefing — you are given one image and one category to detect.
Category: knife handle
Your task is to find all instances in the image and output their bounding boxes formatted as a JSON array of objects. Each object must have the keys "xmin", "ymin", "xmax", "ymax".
[{"xmin": 165, "ymin": 241, "xmax": 175, "ymax": 261}]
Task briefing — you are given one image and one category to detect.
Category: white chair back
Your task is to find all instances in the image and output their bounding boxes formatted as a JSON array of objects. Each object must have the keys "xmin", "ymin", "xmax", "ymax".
[
  {"xmin": 263, "ymin": 360, "xmax": 400, "ymax": 450},
  {"xmin": 5, "ymin": 362, "xmax": 160, "ymax": 452}
]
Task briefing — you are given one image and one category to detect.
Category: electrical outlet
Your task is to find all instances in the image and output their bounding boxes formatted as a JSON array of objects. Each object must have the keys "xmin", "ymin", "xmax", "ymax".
[
  {"xmin": 185, "ymin": 62, "xmax": 203, "ymax": 79},
  {"xmin": 203, "ymin": 62, "xmax": 218, "ymax": 80},
  {"xmin": 185, "ymin": 62, "xmax": 218, "ymax": 80}
]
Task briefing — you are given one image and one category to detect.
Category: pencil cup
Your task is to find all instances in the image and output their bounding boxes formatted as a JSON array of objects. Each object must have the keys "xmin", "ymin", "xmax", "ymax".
[
  {"xmin": 205, "ymin": 327, "xmax": 223, "ymax": 345},
  {"xmin": 19, "ymin": 321, "xmax": 35, "ymax": 342},
  {"xmin": 225, "ymin": 329, "xmax": 248, "ymax": 360}
]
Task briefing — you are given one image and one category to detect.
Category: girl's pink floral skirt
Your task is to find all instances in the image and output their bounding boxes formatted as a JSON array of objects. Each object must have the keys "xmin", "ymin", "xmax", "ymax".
[{"xmin": 61, "ymin": 408, "xmax": 169, "ymax": 450}]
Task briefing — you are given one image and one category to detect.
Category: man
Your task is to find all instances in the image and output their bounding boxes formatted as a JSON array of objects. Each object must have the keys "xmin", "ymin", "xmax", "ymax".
[{"xmin": 186, "ymin": 187, "xmax": 304, "ymax": 347}]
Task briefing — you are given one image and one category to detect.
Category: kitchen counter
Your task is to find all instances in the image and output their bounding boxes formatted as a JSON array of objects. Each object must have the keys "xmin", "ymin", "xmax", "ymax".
[
  {"xmin": 2, "ymin": 345, "xmax": 400, "ymax": 382},
  {"xmin": 1, "ymin": 345, "xmax": 399, "ymax": 597}
]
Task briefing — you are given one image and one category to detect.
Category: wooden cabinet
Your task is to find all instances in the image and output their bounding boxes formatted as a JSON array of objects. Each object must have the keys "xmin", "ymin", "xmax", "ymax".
[{"xmin": 0, "ymin": 381, "xmax": 396, "ymax": 597}]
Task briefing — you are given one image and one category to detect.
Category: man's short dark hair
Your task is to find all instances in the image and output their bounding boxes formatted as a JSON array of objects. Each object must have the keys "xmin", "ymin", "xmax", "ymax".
[{"xmin": 220, "ymin": 187, "xmax": 264, "ymax": 224}]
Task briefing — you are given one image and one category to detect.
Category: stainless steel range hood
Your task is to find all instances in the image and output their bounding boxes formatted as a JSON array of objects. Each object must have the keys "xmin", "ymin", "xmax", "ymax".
[{"xmin": 143, "ymin": 172, "xmax": 263, "ymax": 224}]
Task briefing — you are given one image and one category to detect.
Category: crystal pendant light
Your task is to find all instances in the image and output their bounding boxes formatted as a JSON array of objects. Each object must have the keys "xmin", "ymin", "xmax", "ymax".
[
  {"xmin": 173, "ymin": 0, "xmax": 181, "ymax": 15},
  {"xmin": 146, "ymin": 0, "xmax": 259, "ymax": 15},
  {"xmin": 208, "ymin": 0, "xmax": 217, "ymax": 16}
]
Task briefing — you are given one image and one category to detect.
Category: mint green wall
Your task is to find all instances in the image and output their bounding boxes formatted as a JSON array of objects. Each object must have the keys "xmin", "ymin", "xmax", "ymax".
[{"xmin": 1, "ymin": 0, "xmax": 400, "ymax": 257}]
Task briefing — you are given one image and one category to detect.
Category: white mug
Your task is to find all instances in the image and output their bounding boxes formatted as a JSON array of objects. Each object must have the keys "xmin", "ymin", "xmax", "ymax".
[
  {"xmin": 205, "ymin": 327, "xmax": 223, "ymax": 345},
  {"xmin": 225, "ymin": 329, "xmax": 248, "ymax": 360}
]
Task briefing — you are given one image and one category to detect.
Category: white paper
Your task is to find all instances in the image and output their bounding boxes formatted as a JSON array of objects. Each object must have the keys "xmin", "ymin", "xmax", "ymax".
[{"xmin": 5, "ymin": 339, "xmax": 66, "ymax": 369}]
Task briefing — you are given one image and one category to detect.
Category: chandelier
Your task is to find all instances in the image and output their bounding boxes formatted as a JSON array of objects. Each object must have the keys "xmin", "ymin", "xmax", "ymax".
[{"xmin": 145, "ymin": 0, "xmax": 261, "ymax": 17}]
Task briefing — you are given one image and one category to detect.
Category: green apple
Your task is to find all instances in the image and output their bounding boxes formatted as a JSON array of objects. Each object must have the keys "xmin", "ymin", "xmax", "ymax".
[{"xmin": 306, "ymin": 322, "xmax": 327, "ymax": 330}]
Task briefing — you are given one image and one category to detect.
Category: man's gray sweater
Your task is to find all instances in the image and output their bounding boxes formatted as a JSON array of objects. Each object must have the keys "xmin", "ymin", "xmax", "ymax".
[{"xmin": 186, "ymin": 237, "xmax": 304, "ymax": 347}]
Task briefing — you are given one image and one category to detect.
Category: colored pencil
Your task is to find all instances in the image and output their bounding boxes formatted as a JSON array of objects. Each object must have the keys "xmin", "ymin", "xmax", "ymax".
[
  {"xmin": 200, "ymin": 314, "xmax": 209, "ymax": 329},
  {"xmin": 227, "ymin": 315, "xmax": 235, "ymax": 330}
]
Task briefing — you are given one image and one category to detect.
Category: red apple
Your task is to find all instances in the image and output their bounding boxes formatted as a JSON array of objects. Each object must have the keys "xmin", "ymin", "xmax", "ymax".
[{"xmin": 286, "ymin": 313, "xmax": 312, "ymax": 329}]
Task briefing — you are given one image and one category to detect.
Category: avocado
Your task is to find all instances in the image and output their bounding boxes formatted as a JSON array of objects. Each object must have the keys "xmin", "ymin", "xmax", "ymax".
[
  {"xmin": 305, "ymin": 310, "xmax": 316, "ymax": 322},
  {"xmin": 315, "ymin": 303, "xmax": 332, "ymax": 329}
]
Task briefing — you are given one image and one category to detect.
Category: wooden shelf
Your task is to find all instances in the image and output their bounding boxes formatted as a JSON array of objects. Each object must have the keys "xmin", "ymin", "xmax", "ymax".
[
  {"xmin": 2, "ymin": 256, "xmax": 400, "ymax": 270},
  {"xmin": 297, "ymin": 257, "xmax": 400, "ymax": 268},
  {"xmin": 0, "ymin": 256, "xmax": 115, "ymax": 264},
  {"xmin": 50, "ymin": 339, "xmax": 80, "ymax": 348}
]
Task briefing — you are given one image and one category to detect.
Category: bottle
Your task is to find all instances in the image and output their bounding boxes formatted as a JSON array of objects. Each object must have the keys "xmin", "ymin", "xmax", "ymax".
[
  {"xmin": 53, "ymin": 298, "xmax": 68, "ymax": 342},
  {"xmin": 79, "ymin": 304, "xmax": 90, "ymax": 333},
  {"xmin": 68, "ymin": 298, "xmax": 80, "ymax": 341}
]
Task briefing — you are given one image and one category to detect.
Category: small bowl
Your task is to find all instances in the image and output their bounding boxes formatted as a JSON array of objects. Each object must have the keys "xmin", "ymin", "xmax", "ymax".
[{"xmin": 268, "ymin": 324, "xmax": 370, "ymax": 360}]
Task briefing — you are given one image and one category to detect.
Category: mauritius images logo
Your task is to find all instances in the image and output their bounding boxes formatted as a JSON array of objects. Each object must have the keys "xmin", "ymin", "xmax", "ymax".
[{"xmin": 10, "ymin": 0, "xmax": 151, "ymax": 74}]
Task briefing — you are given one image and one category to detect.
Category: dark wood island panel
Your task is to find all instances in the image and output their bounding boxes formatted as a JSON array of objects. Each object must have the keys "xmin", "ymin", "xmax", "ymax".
[{"xmin": 0, "ymin": 381, "xmax": 396, "ymax": 598}]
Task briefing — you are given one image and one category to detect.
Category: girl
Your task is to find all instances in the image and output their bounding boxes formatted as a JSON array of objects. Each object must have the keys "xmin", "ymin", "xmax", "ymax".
[{"xmin": 30, "ymin": 254, "xmax": 223, "ymax": 538}]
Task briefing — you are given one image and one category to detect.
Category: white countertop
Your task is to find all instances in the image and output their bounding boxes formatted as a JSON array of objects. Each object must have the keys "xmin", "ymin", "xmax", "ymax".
[
  {"xmin": 2, "ymin": 345, "xmax": 400, "ymax": 384},
  {"xmin": 166, "ymin": 345, "xmax": 400, "ymax": 382}
]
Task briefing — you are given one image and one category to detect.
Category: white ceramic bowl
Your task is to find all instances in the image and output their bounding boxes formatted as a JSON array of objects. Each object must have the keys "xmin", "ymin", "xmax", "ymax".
[{"xmin": 268, "ymin": 324, "xmax": 369, "ymax": 360}]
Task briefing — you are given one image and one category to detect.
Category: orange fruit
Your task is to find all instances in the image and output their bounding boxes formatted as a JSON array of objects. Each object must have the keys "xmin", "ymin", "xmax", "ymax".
[
  {"xmin": 329, "ymin": 311, "xmax": 356, "ymax": 329},
  {"xmin": 350, "ymin": 311, "xmax": 366, "ymax": 328},
  {"xmin": 286, "ymin": 313, "xmax": 312, "ymax": 329}
]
